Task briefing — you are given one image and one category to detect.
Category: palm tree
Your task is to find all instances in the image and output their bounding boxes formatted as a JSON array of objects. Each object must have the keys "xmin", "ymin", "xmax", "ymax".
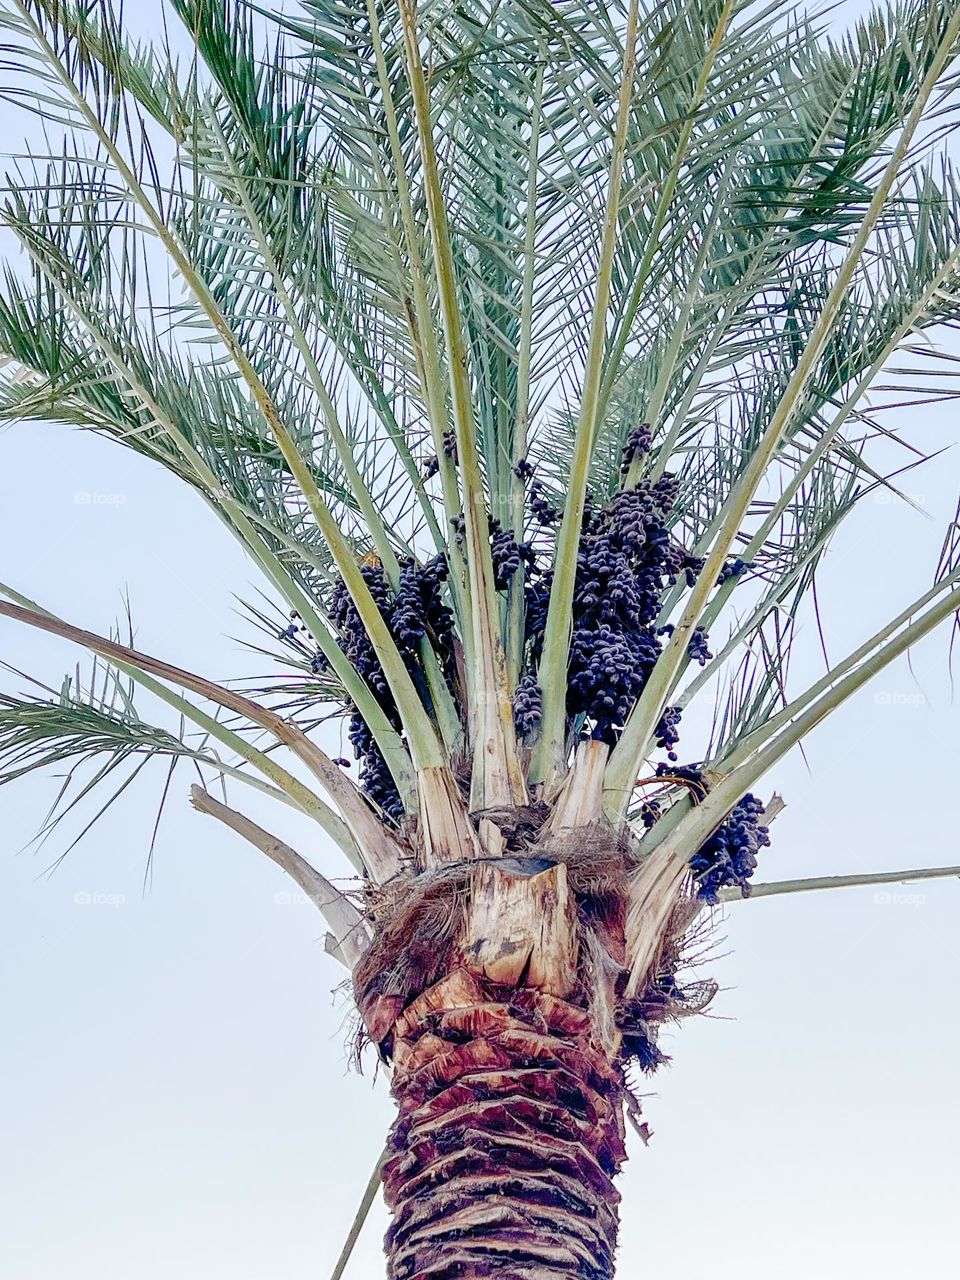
[{"xmin": 3, "ymin": 0, "xmax": 960, "ymax": 1273}]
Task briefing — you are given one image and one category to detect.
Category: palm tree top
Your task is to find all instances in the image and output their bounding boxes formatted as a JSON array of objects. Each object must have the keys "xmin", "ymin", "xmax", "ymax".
[{"xmin": 1, "ymin": 0, "xmax": 959, "ymax": 961}]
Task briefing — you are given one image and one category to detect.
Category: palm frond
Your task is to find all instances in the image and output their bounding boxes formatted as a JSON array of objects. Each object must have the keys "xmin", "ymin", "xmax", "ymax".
[{"xmin": 0, "ymin": 646, "xmax": 306, "ymax": 864}]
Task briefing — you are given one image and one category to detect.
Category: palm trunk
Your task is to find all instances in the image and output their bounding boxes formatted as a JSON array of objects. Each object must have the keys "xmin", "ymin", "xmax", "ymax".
[
  {"xmin": 353, "ymin": 823, "xmax": 680, "ymax": 1280},
  {"xmin": 381, "ymin": 969, "xmax": 626, "ymax": 1279}
]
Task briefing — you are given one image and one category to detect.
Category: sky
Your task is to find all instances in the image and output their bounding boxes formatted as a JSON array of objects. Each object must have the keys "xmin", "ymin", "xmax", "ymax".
[{"xmin": 1, "ymin": 3, "xmax": 959, "ymax": 1279}]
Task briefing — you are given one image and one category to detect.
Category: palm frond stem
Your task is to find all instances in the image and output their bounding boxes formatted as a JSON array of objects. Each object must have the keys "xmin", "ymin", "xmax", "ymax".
[
  {"xmin": 363, "ymin": 0, "xmax": 464, "ymax": 581},
  {"xmin": 719, "ymin": 565, "xmax": 960, "ymax": 775},
  {"xmin": 723, "ymin": 865, "xmax": 960, "ymax": 900},
  {"xmin": 666, "ymin": 575, "xmax": 960, "ymax": 868},
  {"xmin": 329, "ymin": 1148, "xmax": 387, "ymax": 1280},
  {"xmin": 0, "ymin": 585, "xmax": 360, "ymax": 857},
  {"xmin": 396, "ymin": 0, "xmax": 524, "ymax": 808},
  {"xmin": 212, "ymin": 115, "xmax": 404, "ymax": 584},
  {"xmin": 599, "ymin": 0, "xmax": 736, "ymax": 437},
  {"xmin": 190, "ymin": 786, "xmax": 370, "ymax": 966},
  {"xmin": 506, "ymin": 57, "xmax": 545, "ymax": 687},
  {"xmin": 643, "ymin": 159, "xmax": 736, "ymax": 485},
  {"xmin": 531, "ymin": 0, "xmax": 640, "ymax": 788}
]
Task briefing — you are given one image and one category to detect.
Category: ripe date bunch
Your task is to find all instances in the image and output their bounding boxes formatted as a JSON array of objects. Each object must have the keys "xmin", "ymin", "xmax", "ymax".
[
  {"xmin": 517, "ymin": 427, "xmax": 705, "ymax": 748},
  {"xmin": 306, "ymin": 422, "xmax": 767, "ymax": 888},
  {"xmin": 323, "ymin": 556, "xmax": 455, "ymax": 822}
]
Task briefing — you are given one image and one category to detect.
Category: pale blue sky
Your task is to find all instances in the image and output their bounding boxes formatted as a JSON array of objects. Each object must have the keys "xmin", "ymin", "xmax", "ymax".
[{"xmin": 1, "ymin": 3, "xmax": 959, "ymax": 1278}]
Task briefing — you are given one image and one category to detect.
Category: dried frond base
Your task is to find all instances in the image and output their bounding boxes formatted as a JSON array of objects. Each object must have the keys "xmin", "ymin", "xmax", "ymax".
[{"xmin": 382, "ymin": 969, "xmax": 626, "ymax": 1280}]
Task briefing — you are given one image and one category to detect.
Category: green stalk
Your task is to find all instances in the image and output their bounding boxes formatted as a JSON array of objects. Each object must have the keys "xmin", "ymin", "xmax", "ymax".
[
  {"xmin": 397, "ymin": 0, "xmax": 524, "ymax": 807},
  {"xmin": 603, "ymin": 7, "xmax": 960, "ymax": 818},
  {"xmin": 506, "ymin": 60, "xmax": 544, "ymax": 687},
  {"xmin": 329, "ymin": 1149, "xmax": 387, "ymax": 1280},
  {"xmin": 598, "ymin": 0, "xmax": 735, "ymax": 428},
  {"xmin": 486, "ymin": 91, "xmax": 513, "ymax": 515},
  {"xmin": 531, "ymin": 0, "xmax": 640, "ymax": 786},
  {"xmin": 723, "ymin": 865, "xmax": 960, "ymax": 901},
  {"xmin": 677, "ymin": 533, "xmax": 833, "ymax": 714},
  {"xmin": 719, "ymin": 566, "xmax": 960, "ymax": 775},
  {"xmin": 364, "ymin": 0, "xmax": 469, "ymax": 623},
  {"xmin": 417, "ymin": 638, "xmax": 463, "ymax": 756},
  {"xmin": 639, "ymin": 161, "xmax": 735, "ymax": 487},
  {"xmin": 642, "ymin": 318, "xmax": 727, "ymax": 492},
  {"xmin": 667, "ymin": 578, "xmax": 960, "ymax": 862},
  {"xmin": 13, "ymin": 0, "xmax": 443, "ymax": 774}
]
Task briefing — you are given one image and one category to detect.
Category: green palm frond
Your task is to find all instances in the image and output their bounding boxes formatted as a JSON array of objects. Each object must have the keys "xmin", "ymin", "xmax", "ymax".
[
  {"xmin": 1, "ymin": 661, "xmax": 189, "ymax": 779},
  {"xmin": 0, "ymin": 652, "xmax": 280, "ymax": 857}
]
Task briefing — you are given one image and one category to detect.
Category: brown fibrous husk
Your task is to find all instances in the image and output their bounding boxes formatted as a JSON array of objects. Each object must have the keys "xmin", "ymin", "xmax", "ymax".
[{"xmin": 353, "ymin": 811, "xmax": 709, "ymax": 1072}]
